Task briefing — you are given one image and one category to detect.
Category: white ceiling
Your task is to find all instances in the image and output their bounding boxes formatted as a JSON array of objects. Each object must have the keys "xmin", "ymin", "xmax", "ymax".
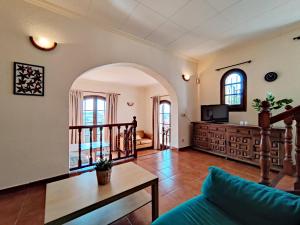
[
  {"xmin": 27, "ymin": 0, "xmax": 300, "ymax": 60},
  {"xmin": 79, "ymin": 65, "xmax": 159, "ymax": 87}
]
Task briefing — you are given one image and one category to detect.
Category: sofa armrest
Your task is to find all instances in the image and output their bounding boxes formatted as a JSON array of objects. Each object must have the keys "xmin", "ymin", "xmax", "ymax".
[{"xmin": 144, "ymin": 132, "xmax": 153, "ymax": 140}]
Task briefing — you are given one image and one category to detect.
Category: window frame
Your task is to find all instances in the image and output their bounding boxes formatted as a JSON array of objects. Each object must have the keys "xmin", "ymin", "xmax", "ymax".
[
  {"xmin": 83, "ymin": 95, "xmax": 106, "ymax": 142},
  {"xmin": 159, "ymin": 100, "xmax": 171, "ymax": 146},
  {"xmin": 220, "ymin": 68, "xmax": 247, "ymax": 112}
]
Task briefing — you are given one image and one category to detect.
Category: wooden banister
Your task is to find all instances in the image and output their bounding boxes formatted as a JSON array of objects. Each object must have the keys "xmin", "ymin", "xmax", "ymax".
[
  {"xmin": 270, "ymin": 105, "xmax": 300, "ymax": 124},
  {"xmin": 294, "ymin": 114, "xmax": 300, "ymax": 189},
  {"xmin": 69, "ymin": 122, "xmax": 135, "ymax": 130},
  {"xmin": 258, "ymin": 101, "xmax": 300, "ymax": 191},
  {"xmin": 258, "ymin": 101, "xmax": 272, "ymax": 186},
  {"xmin": 69, "ymin": 117, "xmax": 137, "ymax": 170},
  {"xmin": 283, "ymin": 105, "xmax": 294, "ymax": 175}
]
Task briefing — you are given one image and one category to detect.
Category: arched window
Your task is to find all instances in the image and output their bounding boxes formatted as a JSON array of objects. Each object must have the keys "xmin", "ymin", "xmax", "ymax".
[
  {"xmin": 83, "ymin": 95, "xmax": 106, "ymax": 142},
  {"xmin": 220, "ymin": 69, "xmax": 247, "ymax": 111},
  {"xmin": 159, "ymin": 100, "xmax": 171, "ymax": 146}
]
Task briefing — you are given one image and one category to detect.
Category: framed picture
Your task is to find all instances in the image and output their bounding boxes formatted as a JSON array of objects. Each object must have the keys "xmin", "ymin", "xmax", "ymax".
[{"xmin": 14, "ymin": 62, "xmax": 45, "ymax": 96}]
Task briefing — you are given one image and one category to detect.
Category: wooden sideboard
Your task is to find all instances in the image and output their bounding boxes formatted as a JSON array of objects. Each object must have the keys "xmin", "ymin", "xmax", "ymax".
[{"xmin": 191, "ymin": 122, "xmax": 285, "ymax": 171}]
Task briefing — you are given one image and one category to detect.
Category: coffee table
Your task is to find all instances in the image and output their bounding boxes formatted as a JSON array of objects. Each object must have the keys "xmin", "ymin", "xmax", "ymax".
[{"xmin": 44, "ymin": 162, "xmax": 159, "ymax": 225}]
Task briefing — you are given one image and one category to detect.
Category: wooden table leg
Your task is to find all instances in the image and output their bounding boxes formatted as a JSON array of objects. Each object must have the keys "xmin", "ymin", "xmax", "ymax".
[{"xmin": 151, "ymin": 178, "xmax": 159, "ymax": 221}]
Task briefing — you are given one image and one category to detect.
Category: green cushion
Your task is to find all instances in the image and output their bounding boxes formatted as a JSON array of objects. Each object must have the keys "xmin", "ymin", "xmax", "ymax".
[
  {"xmin": 152, "ymin": 195, "xmax": 241, "ymax": 225},
  {"xmin": 202, "ymin": 167, "xmax": 300, "ymax": 225}
]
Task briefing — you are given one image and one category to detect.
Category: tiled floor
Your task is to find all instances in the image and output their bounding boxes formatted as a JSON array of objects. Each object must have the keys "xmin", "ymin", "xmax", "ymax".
[{"xmin": 0, "ymin": 149, "xmax": 278, "ymax": 225}]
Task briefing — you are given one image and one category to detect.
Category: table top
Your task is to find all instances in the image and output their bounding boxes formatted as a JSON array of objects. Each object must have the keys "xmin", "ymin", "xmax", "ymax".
[{"xmin": 44, "ymin": 162, "xmax": 158, "ymax": 225}]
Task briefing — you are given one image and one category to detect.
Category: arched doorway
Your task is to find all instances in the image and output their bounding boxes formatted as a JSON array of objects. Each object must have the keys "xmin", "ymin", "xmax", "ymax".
[{"xmin": 69, "ymin": 63, "xmax": 179, "ymax": 169}]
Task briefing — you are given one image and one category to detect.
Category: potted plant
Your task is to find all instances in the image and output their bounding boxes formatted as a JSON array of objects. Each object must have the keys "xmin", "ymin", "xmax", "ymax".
[
  {"xmin": 252, "ymin": 92, "xmax": 293, "ymax": 112},
  {"xmin": 95, "ymin": 158, "xmax": 113, "ymax": 185}
]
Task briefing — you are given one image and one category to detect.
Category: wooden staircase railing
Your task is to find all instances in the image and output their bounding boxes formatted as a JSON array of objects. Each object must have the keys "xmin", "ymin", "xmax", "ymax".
[
  {"xmin": 69, "ymin": 116, "xmax": 137, "ymax": 170},
  {"xmin": 259, "ymin": 101, "xmax": 300, "ymax": 190}
]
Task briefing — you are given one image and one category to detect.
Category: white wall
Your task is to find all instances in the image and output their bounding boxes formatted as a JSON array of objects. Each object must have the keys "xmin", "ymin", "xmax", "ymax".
[
  {"xmin": 71, "ymin": 79, "xmax": 148, "ymax": 130},
  {"xmin": 0, "ymin": 1, "xmax": 197, "ymax": 189},
  {"xmin": 198, "ymin": 28, "xmax": 300, "ymax": 126}
]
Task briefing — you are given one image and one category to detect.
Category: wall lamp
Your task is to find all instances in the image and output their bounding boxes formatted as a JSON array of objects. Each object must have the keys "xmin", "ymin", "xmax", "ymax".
[
  {"xmin": 29, "ymin": 36, "xmax": 57, "ymax": 51},
  {"xmin": 182, "ymin": 74, "xmax": 191, "ymax": 81}
]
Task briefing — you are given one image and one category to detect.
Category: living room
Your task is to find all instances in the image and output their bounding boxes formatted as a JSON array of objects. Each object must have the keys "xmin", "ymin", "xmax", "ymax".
[{"xmin": 1, "ymin": 0, "xmax": 300, "ymax": 225}]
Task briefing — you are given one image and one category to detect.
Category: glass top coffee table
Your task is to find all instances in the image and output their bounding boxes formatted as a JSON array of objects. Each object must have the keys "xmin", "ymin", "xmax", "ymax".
[{"xmin": 44, "ymin": 162, "xmax": 159, "ymax": 225}]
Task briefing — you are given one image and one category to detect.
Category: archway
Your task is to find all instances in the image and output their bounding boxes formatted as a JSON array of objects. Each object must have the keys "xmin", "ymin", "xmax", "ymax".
[{"xmin": 69, "ymin": 63, "xmax": 179, "ymax": 167}]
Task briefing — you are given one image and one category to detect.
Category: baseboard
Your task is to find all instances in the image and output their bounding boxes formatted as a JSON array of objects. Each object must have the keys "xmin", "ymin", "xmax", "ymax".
[
  {"xmin": 0, "ymin": 173, "xmax": 69, "ymax": 195},
  {"xmin": 171, "ymin": 146, "xmax": 191, "ymax": 151}
]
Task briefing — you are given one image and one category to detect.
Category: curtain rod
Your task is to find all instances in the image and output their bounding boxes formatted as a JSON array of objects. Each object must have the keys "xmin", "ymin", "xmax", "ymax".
[
  {"xmin": 150, "ymin": 95, "xmax": 169, "ymax": 98},
  {"xmin": 82, "ymin": 90, "xmax": 120, "ymax": 95},
  {"xmin": 215, "ymin": 60, "xmax": 252, "ymax": 71}
]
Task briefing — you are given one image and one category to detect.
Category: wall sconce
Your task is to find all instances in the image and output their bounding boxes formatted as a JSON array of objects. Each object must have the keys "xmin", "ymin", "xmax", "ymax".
[
  {"xmin": 29, "ymin": 36, "xmax": 57, "ymax": 51},
  {"xmin": 182, "ymin": 74, "xmax": 191, "ymax": 81},
  {"xmin": 127, "ymin": 102, "xmax": 134, "ymax": 107}
]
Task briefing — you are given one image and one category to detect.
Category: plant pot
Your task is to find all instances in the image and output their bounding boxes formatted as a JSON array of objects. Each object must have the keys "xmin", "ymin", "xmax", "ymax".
[{"xmin": 96, "ymin": 169, "xmax": 111, "ymax": 185}]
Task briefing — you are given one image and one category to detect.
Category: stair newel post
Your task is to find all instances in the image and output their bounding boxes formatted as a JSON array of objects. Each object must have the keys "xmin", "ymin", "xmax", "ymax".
[
  {"xmin": 133, "ymin": 116, "xmax": 137, "ymax": 158},
  {"xmin": 283, "ymin": 105, "xmax": 294, "ymax": 175},
  {"xmin": 259, "ymin": 101, "xmax": 272, "ymax": 186},
  {"xmin": 294, "ymin": 113, "xmax": 300, "ymax": 189}
]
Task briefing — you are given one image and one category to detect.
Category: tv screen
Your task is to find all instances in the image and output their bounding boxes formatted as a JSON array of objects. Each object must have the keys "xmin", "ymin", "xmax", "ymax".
[{"xmin": 201, "ymin": 104, "xmax": 229, "ymax": 123}]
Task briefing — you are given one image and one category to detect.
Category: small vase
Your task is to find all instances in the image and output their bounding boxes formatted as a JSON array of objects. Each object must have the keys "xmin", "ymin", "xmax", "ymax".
[{"xmin": 96, "ymin": 169, "xmax": 112, "ymax": 185}]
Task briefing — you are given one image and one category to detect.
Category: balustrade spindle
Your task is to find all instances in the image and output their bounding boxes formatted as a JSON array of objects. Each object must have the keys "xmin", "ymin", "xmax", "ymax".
[
  {"xmin": 109, "ymin": 126, "xmax": 113, "ymax": 160},
  {"xmin": 166, "ymin": 130, "xmax": 168, "ymax": 149},
  {"xmin": 117, "ymin": 126, "xmax": 121, "ymax": 159},
  {"xmin": 100, "ymin": 127, "xmax": 103, "ymax": 159},
  {"xmin": 125, "ymin": 125, "xmax": 128, "ymax": 157},
  {"xmin": 294, "ymin": 115, "xmax": 300, "ymax": 189},
  {"xmin": 259, "ymin": 101, "xmax": 272, "ymax": 186},
  {"xmin": 78, "ymin": 128, "xmax": 82, "ymax": 167},
  {"xmin": 162, "ymin": 127, "xmax": 165, "ymax": 150},
  {"xmin": 283, "ymin": 105, "xmax": 294, "ymax": 175},
  {"xmin": 89, "ymin": 128, "xmax": 93, "ymax": 165}
]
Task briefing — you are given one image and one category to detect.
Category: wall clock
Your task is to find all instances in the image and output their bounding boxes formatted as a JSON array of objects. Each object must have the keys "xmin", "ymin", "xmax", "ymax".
[{"xmin": 264, "ymin": 72, "xmax": 278, "ymax": 82}]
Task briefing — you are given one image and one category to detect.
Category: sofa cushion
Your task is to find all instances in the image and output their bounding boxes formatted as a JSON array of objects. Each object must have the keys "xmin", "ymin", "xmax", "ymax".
[
  {"xmin": 136, "ymin": 134, "xmax": 142, "ymax": 140},
  {"xmin": 140, "ymin": 138, "xmax": 152, "ymax": 144},
  {"xmin": 202, "ymin": 167, "xmax": 300, "ymax": 225},
  {"xmin": 136, "ymin": 130, "xmax": 145, "ymax": 138},
  {"xmin": 152, "ymin": 195, "xmax": 240, "ymax": 225}
]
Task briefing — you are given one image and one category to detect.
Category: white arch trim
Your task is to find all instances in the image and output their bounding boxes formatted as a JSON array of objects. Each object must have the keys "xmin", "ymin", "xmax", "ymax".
[{"xmin": 71, "ymin": 62, "xmax": 179, "ymax": 148}]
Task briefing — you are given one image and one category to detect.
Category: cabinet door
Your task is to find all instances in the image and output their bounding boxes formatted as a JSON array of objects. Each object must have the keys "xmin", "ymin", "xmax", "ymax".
[
  {"xmin": 227, "ymin": 132, "xmax": 252, "ymax": 160},
  {"xmin": 192, "ymin": 124, "xmax": 209, "ymax": 149},
  {"xmin": 209, "ymin": 130, "xmax": 226, "ymax": 155},
  {"xmin": 252, "ymin": 130, "xmax": 284, "ymax": 169}
]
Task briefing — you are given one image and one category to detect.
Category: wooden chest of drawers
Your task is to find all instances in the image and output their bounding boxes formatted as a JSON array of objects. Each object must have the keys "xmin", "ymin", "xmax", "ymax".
[{"xmin": 191, "ymin": 122, "xmax": 284, "ymax": 171}]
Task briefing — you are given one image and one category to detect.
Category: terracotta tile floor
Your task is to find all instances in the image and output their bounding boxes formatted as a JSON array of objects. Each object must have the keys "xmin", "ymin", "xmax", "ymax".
[{"xmin": 0, "ymin": 149, "xmax": 278, "ymax": 225}]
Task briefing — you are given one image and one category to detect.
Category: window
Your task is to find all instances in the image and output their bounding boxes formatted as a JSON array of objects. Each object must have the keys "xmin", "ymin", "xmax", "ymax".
[
  {"xmin": 220, "ymin": 69, "xmax": 247, "ymax": 111},
  {"xmin": 83, "ymin": 96, "xmax": 106, "ymax": 142},
  {"xmin": 159, "ymin": 100, "xmax": 171, "ymax": 146}
]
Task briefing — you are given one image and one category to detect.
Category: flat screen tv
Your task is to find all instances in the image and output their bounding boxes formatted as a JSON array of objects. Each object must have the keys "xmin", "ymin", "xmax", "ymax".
[{"xmin": 201, "ymin": 104, "xmax": 229, "ymax": 123}]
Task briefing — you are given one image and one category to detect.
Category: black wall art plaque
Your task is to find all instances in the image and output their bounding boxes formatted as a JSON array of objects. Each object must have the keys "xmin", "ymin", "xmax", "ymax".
[{"xmin": 14, "ymin": 62, "xmax": 44, "ymax": 96}]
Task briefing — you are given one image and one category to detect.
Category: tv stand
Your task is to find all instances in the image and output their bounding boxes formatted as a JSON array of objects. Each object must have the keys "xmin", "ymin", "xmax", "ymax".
[
  {"xmin": 191, "ymin": 122, "xmax": 284, "ymax": 171},
  {"xmin": 207, "ymin": 121, "xmax": 226, "ymax": 124}
]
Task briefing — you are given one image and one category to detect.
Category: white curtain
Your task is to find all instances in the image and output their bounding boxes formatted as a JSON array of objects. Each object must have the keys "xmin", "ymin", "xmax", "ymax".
[
  {"xmin": 105, "ymin": 93, "xmax": 118, "ymax": 150},
  {"xmin": 152, "ymin": 96, "xmax": 160, "ymax": 150},
  {"xmin": 69, "ymin": 89, "xmax": 83, "ymax": 144}
]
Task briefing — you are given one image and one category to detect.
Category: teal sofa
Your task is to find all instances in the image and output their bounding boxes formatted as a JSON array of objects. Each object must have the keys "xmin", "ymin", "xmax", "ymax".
[{"xmin": 152, "ymin": 167, "xmax": 300, "ymax": 225}]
